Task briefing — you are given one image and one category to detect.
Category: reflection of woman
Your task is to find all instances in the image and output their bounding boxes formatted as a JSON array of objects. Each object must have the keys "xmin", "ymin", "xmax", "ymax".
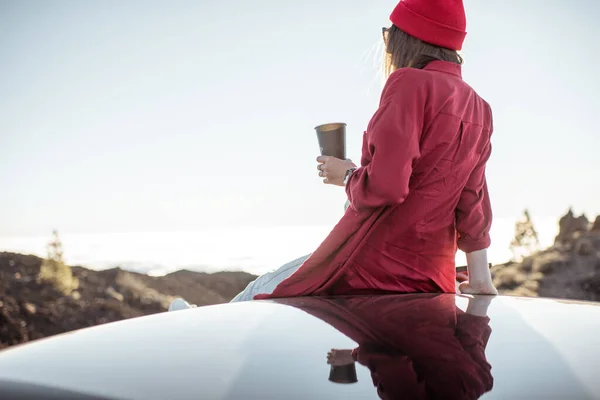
[{"xmin": 278, "ymin": 295, "xmax": 495, "ymax": 400}]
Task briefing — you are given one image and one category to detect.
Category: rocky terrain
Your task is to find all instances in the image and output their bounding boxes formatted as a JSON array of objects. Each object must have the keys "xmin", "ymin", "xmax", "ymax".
[
  {"xmin": 0, "ymin": 252, "xmax": 256, "ymax": 349},
  {"xmin": 492, "ymin": 210, "xmax": 600, "ymax": 301}
]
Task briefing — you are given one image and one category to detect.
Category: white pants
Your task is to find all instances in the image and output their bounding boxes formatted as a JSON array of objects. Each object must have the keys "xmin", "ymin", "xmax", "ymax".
[
  {"xmin": 231, "ymin": 202, "xmax": 350, "ymax": 302},
  {"xmin": 230, "ymin": 254, "xmax": 310, "ymax": 302}
]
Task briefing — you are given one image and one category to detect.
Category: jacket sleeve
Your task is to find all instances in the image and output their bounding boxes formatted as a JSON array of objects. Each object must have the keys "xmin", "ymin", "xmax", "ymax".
[
  {"xmin": 455, "ymin": 141, "xmax": 493, "ymax": 253},
  {"xmin": 345, "ymin": 72, "xmax": 424, "ymax": 211}
]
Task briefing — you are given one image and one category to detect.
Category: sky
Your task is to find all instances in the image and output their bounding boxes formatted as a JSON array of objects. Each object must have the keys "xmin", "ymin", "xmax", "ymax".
[{"xmin": 1, "ymin": 0, "xmax": 599, "ymax": 239}]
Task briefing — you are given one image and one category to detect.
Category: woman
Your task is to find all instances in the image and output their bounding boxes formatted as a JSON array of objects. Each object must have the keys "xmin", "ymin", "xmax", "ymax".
[{"xmin": 169, "ymin": 0, "xmax": 496, "ymax": 311}]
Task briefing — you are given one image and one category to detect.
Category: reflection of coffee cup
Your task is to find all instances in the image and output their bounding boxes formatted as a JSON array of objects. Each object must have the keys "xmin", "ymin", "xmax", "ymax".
[
  {"xmin": 328, "ymin": 363, "xmax": 358, "ymax": 384},
  {"xmin": 315, "ymin": 123, "xmax": 346, "ymax": 160}
]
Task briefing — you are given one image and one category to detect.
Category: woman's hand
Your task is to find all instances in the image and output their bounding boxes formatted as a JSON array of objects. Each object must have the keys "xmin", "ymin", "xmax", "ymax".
[
  {"xmin": 455, "ymin": 271, "xmax": 469, "ymax": 292},
  {"xmin": 458, "ymin": 280, "xmax": 498, "ymax": 296},
  {"xmin": 461, "ymin": 249, "xmax": 497, "ymax": 295},
  {"xmin": 316, "ymin": 156, "xmax": 357, "ymax": 186},
  {"xmin": 327, "ymin": 349, "xmax": 355, "ymax": 366}
]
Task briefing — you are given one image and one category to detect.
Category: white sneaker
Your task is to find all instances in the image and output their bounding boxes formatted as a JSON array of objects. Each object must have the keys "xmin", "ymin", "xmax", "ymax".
[{"xmin": 168, "ymin": 298, "xmax": 196, "ymax": 312}]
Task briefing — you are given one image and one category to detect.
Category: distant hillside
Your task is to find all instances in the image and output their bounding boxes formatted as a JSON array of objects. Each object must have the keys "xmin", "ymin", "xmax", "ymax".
[
  {"xmin": 0, "ymin": 252, "xmax": 257, "ymax": 349},
  {"xmin": 493, "ymin": 211, "xmax": 600, "ymax": 301}
]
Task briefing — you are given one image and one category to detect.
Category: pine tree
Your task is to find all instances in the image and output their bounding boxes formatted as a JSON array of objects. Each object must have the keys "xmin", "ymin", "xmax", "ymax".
[
  {"xmin": 38, "ymin": 230, "xmax": 78, "ymax": 295},
  {"xmin": 510, "ymin": 210, "xmax": 540, "ymax": 261}
]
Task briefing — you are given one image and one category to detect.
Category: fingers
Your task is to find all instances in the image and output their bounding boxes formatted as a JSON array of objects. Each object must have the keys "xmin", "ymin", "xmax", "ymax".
[
  {"xmin": 318, "ymin": 155, "xmax": 351, "ymax": 164},
  {"xmin": 458, "ymin": 281, "xmax": 471, "ymax": 294},
  {"xmin": 316, "ymin": 156, "xmax": 347, "ymax": 185},
  {"xmin": 318, "ymin": 161, "xmax": 330, "ymax": 183},
  {"xmin": 317, "ymin": 164, "xmax": 326, "ymax": 177},
  {"xmin": 318, "ymin": 162, "xmax": 327, "ymax": 178},
  {"xmin": 458, "ymin": 281, "xmax": 499, "ymax": 295}
]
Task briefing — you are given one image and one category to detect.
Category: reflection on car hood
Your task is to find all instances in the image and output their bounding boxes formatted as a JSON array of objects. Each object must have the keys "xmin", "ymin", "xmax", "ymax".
[{"xmin": 0, "ymin": 294, "xmax": 599, "ymax": 400}]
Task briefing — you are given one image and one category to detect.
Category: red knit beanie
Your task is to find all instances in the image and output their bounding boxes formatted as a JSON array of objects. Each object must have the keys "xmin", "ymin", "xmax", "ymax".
[{"xmin": 390, "ymin": 0, "xmax": 467, "ymax": 51}]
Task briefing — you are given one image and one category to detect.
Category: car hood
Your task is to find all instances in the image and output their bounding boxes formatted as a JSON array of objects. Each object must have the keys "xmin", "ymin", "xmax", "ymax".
[{"xmin": 0, "ymin": 294, "xmax": 599, "ymax": 400}]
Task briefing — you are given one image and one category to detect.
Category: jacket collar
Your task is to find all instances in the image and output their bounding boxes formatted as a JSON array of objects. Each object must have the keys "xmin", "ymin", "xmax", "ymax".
[{"xmin": 423, "ymin": 60, "xmax": 462, "ymax": 78}]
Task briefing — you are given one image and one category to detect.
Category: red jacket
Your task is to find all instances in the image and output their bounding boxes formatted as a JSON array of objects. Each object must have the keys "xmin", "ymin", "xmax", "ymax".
[
  {"xmin": 255, "ymin": 60, "xmax": 493, "ymax": 299},
  {"xmin": 275, "ymin": 295, "xmax": 494, "ymax": 400}
]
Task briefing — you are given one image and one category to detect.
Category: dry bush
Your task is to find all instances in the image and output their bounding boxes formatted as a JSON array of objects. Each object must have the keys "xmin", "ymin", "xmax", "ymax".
[
  {"xmin": 37, "ymin": 230, "xmax": 78, "ymax": 296},
  {"xmin": 493, "ymin": 266, "xmax": 527, "ymax": 290},
  {"xmin": 519, "ymin": 257, "xmax": 534, "ymax": 273},
  {"xmin": 115, "ymin": 271, "xmax": 173, "ymax": 309},
  {"xmin": 532, "ymin": 252, "xmax": 569, "ymax": 274},
  {"xmin": 522, "ymin": 279, "xmax": 540, "ymax": 293},
  {"xmin": 510, "ymin": 210, "xmax": 540, "ymax": 261}
]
